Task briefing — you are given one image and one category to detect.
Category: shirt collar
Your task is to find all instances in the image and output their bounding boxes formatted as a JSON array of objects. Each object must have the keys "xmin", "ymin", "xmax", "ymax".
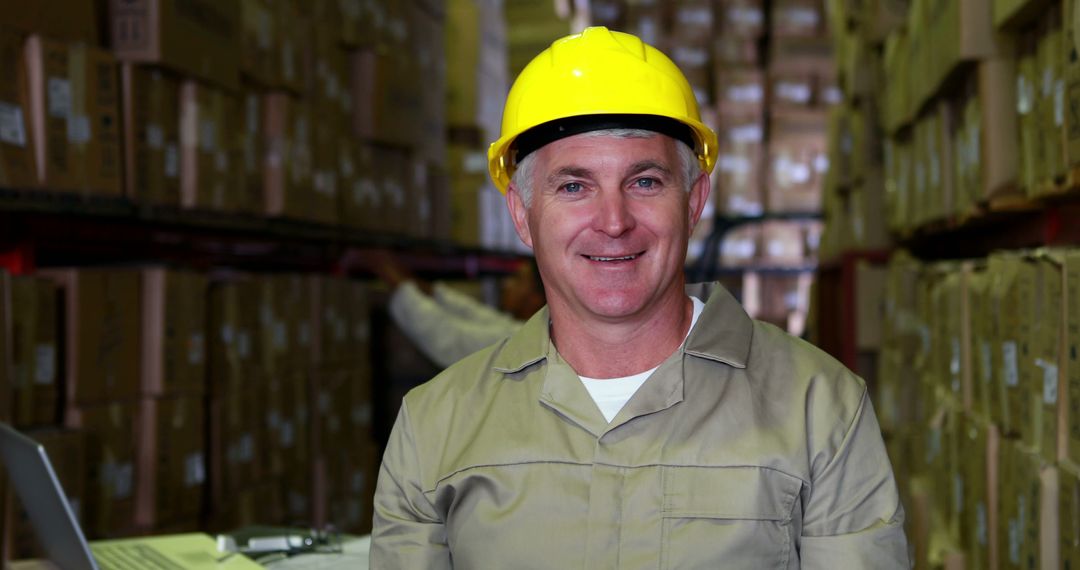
[{"xmin": 492, "ymin": 282, "xmax": 752, "ymax": 374}]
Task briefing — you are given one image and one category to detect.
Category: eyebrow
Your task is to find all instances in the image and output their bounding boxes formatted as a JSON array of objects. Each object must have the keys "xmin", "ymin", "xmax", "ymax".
[
  {"xmin": 626, "ymin": 160, "xmax": 672, "ymax": 178},
  {"xmin": 547, "ymin": 166, "xmax": 593, "ymax": 186},
  {"xmin": 545, "ymin": 160, "xmax": 673, "ymax": 186}
]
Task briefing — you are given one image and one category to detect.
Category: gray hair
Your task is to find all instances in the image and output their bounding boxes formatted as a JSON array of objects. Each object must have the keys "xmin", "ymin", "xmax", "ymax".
[{"xmin": 509, "ymin": 128, "xmax": 702, "ymax": 207}]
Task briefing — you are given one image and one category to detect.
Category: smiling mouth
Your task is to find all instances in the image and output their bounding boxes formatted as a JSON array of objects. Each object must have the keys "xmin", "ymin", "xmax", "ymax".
[{"xmin": 583, "ymin": 252, "xmax": 644, "ymax": 262}]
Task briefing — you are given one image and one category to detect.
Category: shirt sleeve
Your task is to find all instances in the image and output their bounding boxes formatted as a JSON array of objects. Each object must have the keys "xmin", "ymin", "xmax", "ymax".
[
  {"xmin": 388, "ymin": 281, "xmax": 520, "ymax": 368},
  {"xmin": 432, "ymin": 282, "xmax": 518, "ymax": 326},
  {"xmin": 370, "ymin": 402, "xmax": 451, "ymax": 569},
  {"xmin": 799, "ymin": 389, "xmax": 910, "ymax": 569}
]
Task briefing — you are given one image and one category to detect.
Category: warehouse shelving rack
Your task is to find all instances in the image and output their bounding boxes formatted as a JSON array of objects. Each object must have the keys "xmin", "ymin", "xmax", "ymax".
[{"xmin": 0, "ymin": 188, "xmax": 528, "ymax": 278}]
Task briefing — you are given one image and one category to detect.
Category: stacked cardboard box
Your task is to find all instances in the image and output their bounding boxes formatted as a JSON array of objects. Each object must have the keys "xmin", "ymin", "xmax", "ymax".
[
  {"xmin": 121, "ymin": 65, "xmax": 181, "ymax": 206},
  {"xmin": 10, "ymin": 276, "xmax": 58, "ymax": 429},
  {"xmin": 0, "ymin": 27, "xmax": 38, "ymax": 189},
  {"xmin": 25, "ymin": 37, "xmax": 122, "ymax": 195},
  {"xmin": 135, "ymin": 268, "xmax": 208, "ymax": 531},
  {"xmin": 42, "ymin": 268, "xmax": 140, "ymax": 538},
  {"xmin": 876, "ymin": 247, "xmax": 1080, "ymax": 568}
]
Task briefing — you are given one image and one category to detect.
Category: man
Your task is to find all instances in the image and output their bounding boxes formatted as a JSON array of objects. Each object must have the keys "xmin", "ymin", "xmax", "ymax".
[
  {"xmin": 371, "ymin": 27, "xmax": 908, "ymax": 568},
  {"xmin": 375, "ymin": 252, "xmax": 545, "ymax": 368}
]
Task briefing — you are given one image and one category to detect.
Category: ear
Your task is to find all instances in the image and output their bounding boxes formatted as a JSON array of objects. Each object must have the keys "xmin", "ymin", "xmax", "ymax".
[
  {"xmin": 506, "ymin": 184, "xmax": 534, "ymax": 249},
  {"xmin": 687, "ymin": 171, "xmax": 711, "ymax": 231}
]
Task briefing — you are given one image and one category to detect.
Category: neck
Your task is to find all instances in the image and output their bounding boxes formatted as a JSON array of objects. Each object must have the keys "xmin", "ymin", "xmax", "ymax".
[{"xmin": 549, "ymin": 292, "xmax": 693, "ymax": 378}]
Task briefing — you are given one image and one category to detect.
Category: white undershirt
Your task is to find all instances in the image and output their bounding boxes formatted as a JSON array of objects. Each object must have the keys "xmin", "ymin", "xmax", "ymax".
[{"xmin": 579, "ymin": 296, "xmax": 705, "ymax": 423}]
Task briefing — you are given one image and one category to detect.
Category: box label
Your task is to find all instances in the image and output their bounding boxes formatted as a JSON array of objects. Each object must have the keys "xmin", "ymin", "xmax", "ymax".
[
  {"xmin": 164, "ymin": 143, "xmax": 179, "ymax": 178},
  {"xmin": 238, "ymin": 331, "xmax": 251, "ymax": 359},
  {"xmin": 47, "ymin": 78, "xmax": 71, "ymax": 118},
  {"xmin": 188, "ymin": 332, "xmax": 205, "ymax": 365},
  {"xmin": 146, "ymin": 124, "xmax": 164, "ymax": 149},
  {"xmin": 1003, "ymin": 341, "xmax": 1020, "ymax": 387},
  {"xmin": 184, "ymin": 453, "xmax": 206, "ymax": 487},
  {"xmin": 0, "ymin": 102, "xmax": 27, "ymax": 146},
  {"xmin": 34, "ymin": 344, "xmax": 56, "ymax": 385},
  {"xmin": 67, "ymin": 115, "xmax": 90, "ymax": 144},
  {"xmin": 199, "ymin": 120, "xmax": 217, "ymax": 153},
  {"xmin": 280, "ymin": 420, "xmax": 294, "ymax": 448},
  {"xmin": 1037, "ymin": 358, "xmax": 1059, "ymax": 404}
]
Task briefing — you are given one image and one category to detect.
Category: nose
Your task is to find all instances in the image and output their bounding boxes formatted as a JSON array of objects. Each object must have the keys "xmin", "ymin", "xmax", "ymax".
[{"xmin": 592, "ymin": 187, "xmax": 635, "ymax": 237}]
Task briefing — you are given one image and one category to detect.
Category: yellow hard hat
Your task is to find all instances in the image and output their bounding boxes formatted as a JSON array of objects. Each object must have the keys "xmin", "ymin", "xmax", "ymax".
[{"xmin": 488, "ymin": 26, "xmax": 718, "ymax": 194}]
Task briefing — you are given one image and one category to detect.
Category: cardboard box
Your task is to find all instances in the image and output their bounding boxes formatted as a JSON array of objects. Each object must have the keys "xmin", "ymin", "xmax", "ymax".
[
  {"xmin": 0, "ymin": 271, "xmax": 9, "ymax": 430},
  {"xmin": 447, "ymin": 144, "xmax": 487, "ymax": 247},
  {"xmin": 273, "ymin": 3, "xmax": 312, "ymax": 96},
  {"xmin": 429, "ymin": 163, "xmax": 452, "ymax": 241},
  {"xmin": 969, "ymin": 54, "xmax": 1020, "ymax": 203},
  {"xmin": 262, "ymin": 92, "xmax": 316, "ymax": 220},
  {"xmin": 140, "ymin": 268, "xmax": 206, "ymax": 397},
  {"xmin": 714, "ymin": 116, "xmax": 764, "ymax": 216},
  {"xmin": 446, "ymin": 0, "xmax": 482, "ymax": 127},
  {"xmin": 310, "ymin": 116, "xmax": 341, "ymax": 226},
  {"xmin": 3, "ymin": 428, "xmax": 85, "ymax": 559},
  {"xmin": 1018, "ymin": 37, "xmax": 1040, "ymax": 194},
  {"xmin": 716, "ymin": 67, "xmax": 764, "ymax": 117},
  {"xmin": 349, "ymin": 43, "xmax": 423, "ymax": 147},
  {"xmin": 759, "ymin": 220, "xmax": 808, "ymax": 267},
  {"xmin": 719, "ymin": 0, "xmax": 764, "ymax": 38},
  {"xmin": 959, "ymin": 415, "xmax": 1000, "ymax": 570},
  {"xmin": 771, "ymin": 0, "xmax": 825, "ymax": 37},
  {"xmin": 135, "ymin": 395, "xmax": 205, "ymax": 528},
  {"xmin": 339, "ymin": 436, "xmax": 379, "ymax": 535},
  {"xmin": 65, "ymin": 401, "xmax": 138, "ymax": 538},
  {"xmin": 26, "ymin": 37, "xmax": 122, "ymax": 195},
  {"xmin": 207, "ymin": 389, "xmax": 261, "ymax": 511},
  {"xmin": 121, "ymin": 64, "xmax": 181, "ymax": 206},
  {"xmin": 10, "ymin": 276, "xmax": 58, "ymax": 428},
  {"xmin": 0, "ymin": 0, "xmax": 98, "ymax": 43},
  {"xmin": 1032, "ymin": 13, "xmax": 1068, "ymax": 193},
  {"xmin": 110, "ymin": 0, "xmax": 241, "ymax": 91},
  {"xmin": 0, "ymin": 27, "xmax": 37, "ymax": 189},
  {"xmin": 340, "ymin": 140, "xmax": 376, "ymax": 231},
  {"xmin": 309, "ymin": 277, "xmax": 348, "ymax": 368},
  {"xmin": 1064, "ymin": 252, "xmax": 1080, "ymax": 467},
  {"xmin": 1066, "ymin": 0, "xmax": 1080, "ymax": 172},
  {"xmin": 1031, "ymin": 253, "xmax": 1064, "ymax": 464},
  {"xmin": 856, "ymin": 261, "xmax": 887, "ymax": 352},
  {"xmin": 240, "ymin": 0, "xmax": 278, "ymax": 87},
  {"xmin": 256, "ymin": 276, "xmax": 295, "ymax": 381},
  {"xmin": 995, "ymin": 0, "xmax": 1050, "ymax": 30},
  {"xmin": 1061, "ymin": 460, "xmax": 1080, "ymax": 570},
  {"xmin": 339, "ymin": 0, "xmax": 383, "ymax": 48},
  {"xmin": 239, "ymin": 86, "xmax": 263, "ymax": 214},
  {"xmin": 44, "ymin": 269, "xmax": 141, "ymax": 408},
  {"xmin": 987, "ymin": 253, "xmax": 1022, "ymax": 435},
  {"xmin": 179, "ymin": 80, "xmax": 243, "ymax": 211},
  {"xmin": 766, "ymin": 109, "xmax": 827, "ymax": 213},
  {"xmin": 968, "ymin": 266, "xmax": 995, "ymax": 422},
  {"xmin": 374, "ymin": 144, "xmax": 411, "ymax": 235},
  {"xmin": 1014, "ymin": 258, "xmax": 1040, "ymax": 448},
  {"xmin": 207, "ymin": 277, "xmax": 260, "ymax": 399}
]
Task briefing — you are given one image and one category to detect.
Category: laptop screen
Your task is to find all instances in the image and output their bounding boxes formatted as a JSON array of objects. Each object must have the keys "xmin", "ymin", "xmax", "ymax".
[{"xmin": 0, "ymin": 423, "xmax": 98, "ymax": 570}]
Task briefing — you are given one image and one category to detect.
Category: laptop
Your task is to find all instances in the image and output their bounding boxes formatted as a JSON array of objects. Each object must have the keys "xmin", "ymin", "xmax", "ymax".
[{"xmin": 0, "ymin": 422, "xmax": 264, "ymax": 570}]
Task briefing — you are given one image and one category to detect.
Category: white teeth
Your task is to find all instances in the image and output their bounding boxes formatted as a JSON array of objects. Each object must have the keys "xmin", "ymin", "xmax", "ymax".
[{"xmin": 588, "ymin": 255, "xmax": 637, "ymax": 262}]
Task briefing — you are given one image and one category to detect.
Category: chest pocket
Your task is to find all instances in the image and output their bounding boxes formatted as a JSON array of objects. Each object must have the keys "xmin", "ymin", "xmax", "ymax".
[{"xmin": 660, "ymin": 466, "xmax": 802, "ymax": 570}]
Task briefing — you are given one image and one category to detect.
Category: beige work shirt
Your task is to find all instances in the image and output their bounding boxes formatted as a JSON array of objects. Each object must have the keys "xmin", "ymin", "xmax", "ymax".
[{"xmin": 371, "ymin": 282, "xmax": 909, "ymax": 569}]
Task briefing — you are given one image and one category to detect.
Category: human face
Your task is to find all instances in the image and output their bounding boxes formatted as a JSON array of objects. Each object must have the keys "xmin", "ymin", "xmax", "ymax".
[{"xmin": 506, "ymin": 133, "xmax": 709, "ymax": 323}]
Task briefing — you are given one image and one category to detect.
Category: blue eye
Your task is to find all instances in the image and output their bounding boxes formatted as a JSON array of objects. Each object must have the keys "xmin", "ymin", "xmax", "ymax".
[
  {"xmin": 634, "ymin": 178, "xmax": 657, "ymax": 189},
  {"xmin": 561, "ymin": 182, "xmax": 583, "ymax": 193}
]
